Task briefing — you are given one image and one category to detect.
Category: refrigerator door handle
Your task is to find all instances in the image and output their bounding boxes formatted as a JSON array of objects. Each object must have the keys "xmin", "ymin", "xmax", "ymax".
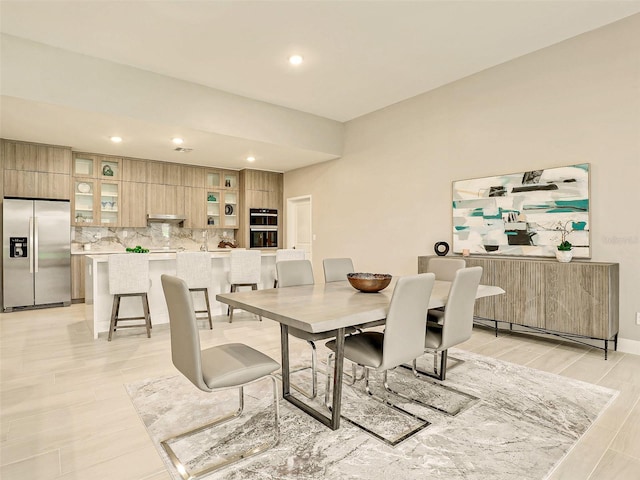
[
  {"xmin": 29, "ymin": 217, "xmax": 35, "ymax": 273},
  {"xmin": 33, "ymin": 217, "xmax": 39, "ymax": 273}
]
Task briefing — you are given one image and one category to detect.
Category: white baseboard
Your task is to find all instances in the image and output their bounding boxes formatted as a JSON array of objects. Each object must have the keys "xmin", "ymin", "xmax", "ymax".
[{"xmin": 617, "ymin": 337, "xmax": 640, "ymax": 356}]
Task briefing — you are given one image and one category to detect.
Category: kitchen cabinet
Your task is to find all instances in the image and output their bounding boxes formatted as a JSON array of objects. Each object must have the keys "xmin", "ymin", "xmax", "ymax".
[
  {"xmin": 146, "ymin": 184, "xmax": 185, "ymax": 216},
  {"xmin": 5, "ymin": 170, "xmax": 70, "ymax": 200},
  {"xmin": 72, "ymin": 179, "xmax": 120, "ymax": 226},
  {"xmin": 2, "ymin": 140, "xmax": 71, "ymax": 174},
  {"xmin": 182, "ymin": 165, "xmax": 206, "ymax": 188},
  {"xmin": 2, "ymin": 139, "xmax": 71, "ymax": 199},
  {"xmin": 205, "ymin": 189, "xmax": 238, "ymax": 229},
  {"xmin": 71, "ymin": 255, "xmax": 86, "ymax": 301},
  {"xmin": 120, "ymin": 181, "xmax": 147, "ymax": 227},
  {"xmin": 238, "ymin": 169, "xmax": 283, "ymax": 247},
  {"xmin": 184, "ymin": 187, "xmax": 206, "ymax": 229},
  {"xmin": 73, "ymin": 153, "xmax": 120, "ymax": 180},
  {"xmin": 147, "ymin": 161, "xmax": 183, "ymax": 185},
  {"xmin": 121, "ymin": 158, "xmax": 147, "ymax": 182}
]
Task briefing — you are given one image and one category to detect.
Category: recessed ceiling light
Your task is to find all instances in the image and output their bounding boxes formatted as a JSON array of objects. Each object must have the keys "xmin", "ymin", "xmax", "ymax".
[
  {"xmin": 246, "ymin": 156, "xmax": 256, "ymax": 162},
  {"xmin": 289, "ymin": 54, "xmax": 303, "ymax": 66},
  {"xmin": 110, "ymin": 136, "xmax": 122, "ymax": 143},
  {"xmin": 172, "ymin": 137, "xmax": 184, "ymax": 145}
]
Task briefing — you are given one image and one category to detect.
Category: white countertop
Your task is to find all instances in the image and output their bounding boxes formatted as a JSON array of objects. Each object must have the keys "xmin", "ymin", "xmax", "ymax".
[{"xmin": 84, "ymin": 250, "xmax": 276, "ymax": 262}]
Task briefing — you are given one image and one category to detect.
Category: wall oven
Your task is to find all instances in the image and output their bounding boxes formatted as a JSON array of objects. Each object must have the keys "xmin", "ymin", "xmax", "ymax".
[{"xmin": 249, "ymin": 209, "xmax": 278, "ymax": 248}]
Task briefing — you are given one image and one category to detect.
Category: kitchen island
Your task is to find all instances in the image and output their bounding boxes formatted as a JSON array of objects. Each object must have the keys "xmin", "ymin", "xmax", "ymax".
[{"xmin": 84, "ymin": 251, "xmax": 276, "ymax": 339}]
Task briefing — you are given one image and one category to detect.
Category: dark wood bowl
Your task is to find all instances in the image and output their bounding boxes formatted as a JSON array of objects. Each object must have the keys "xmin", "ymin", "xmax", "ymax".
[{"xmin": 347, "ymin": 273, "xmax": 392, "ymax": 293}]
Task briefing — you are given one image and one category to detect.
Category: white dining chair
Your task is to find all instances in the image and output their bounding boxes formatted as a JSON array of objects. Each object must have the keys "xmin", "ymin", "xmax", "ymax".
[
  {"xmin": 419, "ymin": 266, "xmax": 483, "ymax": 381},
  {"xmin": 277, "ymin": 259, "xmax": 356, "ymax": 400},
  {"xmin": 160, "ymin": 274, "xmax": 280, "ymax": 479},
  {"xmin": 324, "ymin": 273, "xmax": 436, "ymax": 446},
  {"xmin": 107, "ymin": 253, "xmax": 151, "ymax": 341},
  {"xmin": 273, "ymin": 248, "xmax": 305, "ymax": 288},
  {"xmin": 175, "ymin": 251, "xmax": 213, "ymax": 329},
  {"xmin": 425, "ymin": 256, "xmax": 467, "ymax": 324},
  {"xmin": 227, "ymin": 249, "xmax": 262, "ymax": 323},
  {"xmin": 323, "ymin": 257, "xmax": 354, "ymax": 283}
]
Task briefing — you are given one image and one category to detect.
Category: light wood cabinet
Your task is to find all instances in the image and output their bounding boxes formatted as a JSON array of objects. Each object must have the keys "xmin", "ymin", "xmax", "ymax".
[
  {"xmin": 418, "ymin": 256, "xmax": 619, "ymax": 354},
  {"xmin": 120, "ymin": 181, "xmax": 147, "ymax": 227},
  {"xmin": 2, "ymin": 139, "xmax": 71, "ymax": 199},
  {"xmin": 238, "ymin": 169, "xmax": 283, "ymax": 247},
  {"xmin": 182, "ymin": 165, "xmax": 206, "ymax": 188},
  {"xmin": 121, "ymin": 158, "xmax": 147, "ymax": 182},
  {"xmin": 147, "ymin": 161, "xmax": 183, "ymax": 185},
  {"xmin": 184, "ymin": 187, "xmax": 206, "ymax": 229},
  {"xmin": 146, "ymin": 184, "xmax": 185, "ymax": 215},
  {"xmin": 4, "ymin": 170, "xmax": 71, "ymax": 200},
  {"xmin": 71, "ymin": 255, "xmax": 86, "ymax": 301},
  {"xmin": 73, "ymin": 153, "xmax": 120, "ymax": 180}
]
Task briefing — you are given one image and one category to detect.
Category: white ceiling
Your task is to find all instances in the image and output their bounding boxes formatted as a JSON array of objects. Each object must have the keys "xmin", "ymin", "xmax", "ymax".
[{"xmin": 1, "ymin": 1, "xmax": 639, "ymax": 171}]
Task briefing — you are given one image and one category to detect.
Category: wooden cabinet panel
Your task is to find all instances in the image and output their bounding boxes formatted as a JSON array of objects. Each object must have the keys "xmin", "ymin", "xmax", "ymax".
[
  {"xmin": 121, "ymin": 158, "xmax": 147, "ymax": 182},
  {"xmin": 71, "ymin": 255, "xmax": 86, "ymax": 301},
  {"xmin": 418, "ymin": 256, "xmax": 619, "ymax": 344},
  {"xmin": 120, "ymin": 182, "xmax": 147, "ymax": 227},
  {"xmin": 182, "ymin": 165, "xmax": 206, "ymax": 188},
  {"xmin": 73, "ymin": 153, "xmax": 120, "ymax": 179},
  {"xmin": 146, "ymin": 161, "xmax": 183, "ymax": 185},
  {"xmin": 146, "ymin": 184, "xmax": 184, "ymax": 215},
  {"xmin": 4, "ymin": 170, "xmax": 70, "ymax": 199},
  {"xmin": 38, "ymin": 145, "xmax": 72, "ymax": 174},
  {"xmin": 184, "ymin": 187, "xmax": 206, "ymax": 229},
  {"xmin": 544, "ymin": 263, "xmax": 617, "ymax": 338}
]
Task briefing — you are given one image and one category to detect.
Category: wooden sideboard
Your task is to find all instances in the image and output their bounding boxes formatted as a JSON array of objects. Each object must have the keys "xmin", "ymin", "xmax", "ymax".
[{"xmin": 418, "ymin": 255, "xmax": 619, "ymax": 358}]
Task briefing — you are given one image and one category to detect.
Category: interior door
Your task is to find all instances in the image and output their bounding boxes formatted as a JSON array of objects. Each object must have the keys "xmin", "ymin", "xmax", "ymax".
[
  {"xmin": 3, "ymin": 198, "xmax": 35, "ymax": 309},
  {"xmin": 287, "ymin": 195, "xmax": 312, "ymax": 260}
]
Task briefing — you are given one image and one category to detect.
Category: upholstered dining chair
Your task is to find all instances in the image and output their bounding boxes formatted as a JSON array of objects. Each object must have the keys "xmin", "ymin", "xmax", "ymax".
[
  {"xmin": 276, "ymin": 259, "xmax": 356, "ymax": 399},
  {"xmin": 419, "ymin": 266, "xmax": 483, "ymax": 381},
  {"xmin": 322, "ymin": 257, "xmax": 354, "ymax": 283},
  {"xmin": 272, "ymin": 248, "xmax": 305, "ymax": 288},
  {"xmin": 324, "ymin": 273, "xmax": 436, "ymax": 446},
  {"xmin": 175, "ymin": 251, "xmax": 213, "ymax": 329},
  {"xmin": 160, "ymin": 274, "xmax": 280, "ymax": 479},
  {"xmin": 425, "ymin": 256, "xmax": 467, "ymax": 324},
  {"xmin": 227, "ymin": 249, "xmax": 262, "ymax": 323}
]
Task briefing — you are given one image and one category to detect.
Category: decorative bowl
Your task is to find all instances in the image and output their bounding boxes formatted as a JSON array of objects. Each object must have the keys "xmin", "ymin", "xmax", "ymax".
[{"xmin": 347, "ymin": 273, "xmax": 392, "ymax": 293}]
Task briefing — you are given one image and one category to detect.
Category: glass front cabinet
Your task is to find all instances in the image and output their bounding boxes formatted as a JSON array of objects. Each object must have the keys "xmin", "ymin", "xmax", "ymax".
[
  {"xmin": 72, "ymin": 153, "xmax": 121, "ymax": 226},
  {"xmin": 206, "ymin": 169, "xmax": 239, "ymax": 229}
]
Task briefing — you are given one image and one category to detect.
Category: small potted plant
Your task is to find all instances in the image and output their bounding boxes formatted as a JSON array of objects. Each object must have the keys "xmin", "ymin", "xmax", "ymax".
[{"xmin": 555, "ymin": 221, "xmax": 574, "ymax": 263}]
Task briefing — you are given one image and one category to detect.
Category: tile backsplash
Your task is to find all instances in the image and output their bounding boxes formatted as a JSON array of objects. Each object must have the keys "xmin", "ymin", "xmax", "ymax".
[{"xmin": 71, "ymin": 225, "xmax": 236, "ymax": 252}]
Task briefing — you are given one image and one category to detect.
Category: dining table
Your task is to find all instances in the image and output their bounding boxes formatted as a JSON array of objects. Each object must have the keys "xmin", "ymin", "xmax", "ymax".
[{"xmin": 216, "ymin": 278, "xmax": 505, "ymax": 431}]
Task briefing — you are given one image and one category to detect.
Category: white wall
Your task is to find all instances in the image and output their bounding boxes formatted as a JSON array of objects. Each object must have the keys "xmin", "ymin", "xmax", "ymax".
[{"xmin": 284, "ymin": 14, "xmax": 640, "ymax": 348}]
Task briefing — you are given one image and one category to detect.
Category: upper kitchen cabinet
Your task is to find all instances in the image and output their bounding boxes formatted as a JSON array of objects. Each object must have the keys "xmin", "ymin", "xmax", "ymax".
[
  {"xmin": 182, "ymin": 165, "xmax": 206, "ymax": 188},
  {"xmin": 146, "ymin": 184, "xmax": 185, "ymax": 216},
  {"xmin": 120, "ymin": 181, "xmax": 147, "ymax": 227},
  {"xmin": 223, "ymin": 170, "xmax": 238, "ymax": 190},
  {"xmin": 206, "ymin": 169, "xmax": 222, "ymax": 189},
  {"xmin": 73, "ymin": 153, "xmax": 121, "ymax": 180},
  {"xmin": 147, "ymin": 161, "xmax": 183, "ymax": 186},
  {"xmin": 121, "ymin": 158, "xmax": 148, "ymax": 183},
  {"xmin": 2, "ymin": 139, "xmax": 72, "ymax": 200},
  {"xmin": 71, "ymin": 179, "xmax": 120, "ymax": 226},
  {"xmin": 2, "ymin": 139, "xmax": 71, "ymax": 174}
]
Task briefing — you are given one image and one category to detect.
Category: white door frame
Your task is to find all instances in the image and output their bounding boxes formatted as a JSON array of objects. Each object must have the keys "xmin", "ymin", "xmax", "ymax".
[{"xmin": 286, "ymin": 194, "xmax": 312, "ymax": 259}]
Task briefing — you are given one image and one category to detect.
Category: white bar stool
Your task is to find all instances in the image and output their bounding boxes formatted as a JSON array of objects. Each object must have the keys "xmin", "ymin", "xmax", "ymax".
[
  {"xmin": 176, "ymin": 251, "xmax": 213, "ymax": 330},
  {"xmin": 107, "ymin": 253, "xmax": 151, "ymax": 341},
  {"xmin": 273, "ymin": 249, "xmax": 305, "ymax": 288},
  {"xmin": 227, "ymin": 249, "xmax": 263, "ymax": 323}
]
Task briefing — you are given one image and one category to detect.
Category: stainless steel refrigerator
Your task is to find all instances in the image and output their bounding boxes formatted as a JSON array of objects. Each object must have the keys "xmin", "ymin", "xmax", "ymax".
[{"xmin": 3, "ymin": 198, "xmax": 71, "ymax": 312}]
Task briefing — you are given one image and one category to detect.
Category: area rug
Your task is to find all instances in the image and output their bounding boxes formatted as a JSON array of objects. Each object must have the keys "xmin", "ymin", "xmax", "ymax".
[{"xmin": 126, "ymin": 349, "xmax": 618, "ymax": 480}]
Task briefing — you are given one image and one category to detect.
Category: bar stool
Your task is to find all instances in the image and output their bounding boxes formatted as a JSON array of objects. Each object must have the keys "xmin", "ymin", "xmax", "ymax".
[
  {"xmin": 273, "ymin": 248, "xmax": 305, "ymax": 288},
  {"xmin": 175, "ymin": 251, "xmax": 213, "ymax": 330},
  {"xmin": 227, "ymin": 249, "xmax": 263, "ymax": 323},
  {"xmin": 107, "ymin": 253, "xmax": 151, "ymax": 341}
]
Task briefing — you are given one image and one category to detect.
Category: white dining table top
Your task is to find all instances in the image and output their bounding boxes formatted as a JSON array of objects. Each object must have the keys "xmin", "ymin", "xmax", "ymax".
[{"xmin": 216, "ymin": 279, "xmax": 505, "ymax": 334}]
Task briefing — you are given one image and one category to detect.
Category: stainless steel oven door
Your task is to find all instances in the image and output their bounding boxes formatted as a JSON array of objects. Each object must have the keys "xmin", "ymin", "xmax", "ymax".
[{"xmin": 250, "ymin": 226, "xmax": 278, "ymax": 248}]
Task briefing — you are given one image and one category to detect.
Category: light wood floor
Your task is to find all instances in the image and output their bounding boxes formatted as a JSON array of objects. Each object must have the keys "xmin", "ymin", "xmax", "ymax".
[{"xmin": 1, "ymin": 304, "xmax": 639, "ymax": 480}]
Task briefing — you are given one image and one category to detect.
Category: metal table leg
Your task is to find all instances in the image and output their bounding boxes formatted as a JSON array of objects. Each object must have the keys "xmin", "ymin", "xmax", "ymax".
[{"xmin": 280, "ymin": 324, "xmax": 345, "ymax": 430}]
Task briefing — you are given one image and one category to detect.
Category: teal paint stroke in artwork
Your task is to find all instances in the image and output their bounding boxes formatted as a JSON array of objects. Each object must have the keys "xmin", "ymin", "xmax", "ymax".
[
  {"xmin": 572, "ymin": 221, "xmax": 587, "ymax": 230},
  {"xmin": 574, "ymin": 163, "xmax": 589, "ymax": 172},
  {"xmin": 555, "ymin": 199, "xmax": 589, "ymax": 211},
  {"xmin": 453, "ymin": 198, "xmax": 496, "ymax": 209},
  {"xmin": 455, "ymin": 226, "xmax": 470, "ymax": 231}
]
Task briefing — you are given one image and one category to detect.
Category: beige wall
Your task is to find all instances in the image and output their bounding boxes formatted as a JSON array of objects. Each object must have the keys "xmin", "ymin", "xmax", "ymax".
[{"xmin": 284, "ymin": 14, "xmax": 640, "ymax": 347}]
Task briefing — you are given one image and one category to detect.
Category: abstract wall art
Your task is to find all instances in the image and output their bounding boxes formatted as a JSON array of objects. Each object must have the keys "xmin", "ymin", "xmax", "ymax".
[{"xmin": 452, "ymin": 164, "xmax": 590, "ymax": 258}]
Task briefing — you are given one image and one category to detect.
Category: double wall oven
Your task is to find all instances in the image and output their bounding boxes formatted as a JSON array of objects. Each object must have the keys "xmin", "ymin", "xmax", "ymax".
[{"xmin": 249, "ymin": 208, "xmax": 278, "ymax": 248}]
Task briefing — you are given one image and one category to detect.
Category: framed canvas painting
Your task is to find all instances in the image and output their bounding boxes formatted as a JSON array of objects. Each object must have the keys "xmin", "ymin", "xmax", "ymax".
[{"xmin": 452, "ymin": 164, "xmax": 590, "ymax": 258}]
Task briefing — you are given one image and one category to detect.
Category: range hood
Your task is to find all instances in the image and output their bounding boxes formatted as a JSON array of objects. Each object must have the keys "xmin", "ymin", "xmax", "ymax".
[{"xmin": 146, "ymin": 214, "xmax": 186, "ymax": 226}]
